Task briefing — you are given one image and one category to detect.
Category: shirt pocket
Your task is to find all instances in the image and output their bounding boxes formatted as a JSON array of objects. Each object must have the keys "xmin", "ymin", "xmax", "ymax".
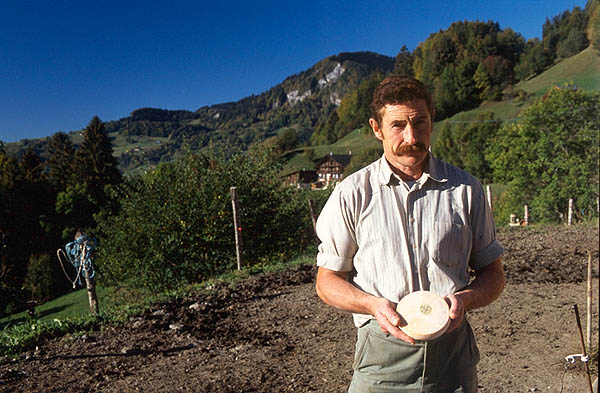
[{"xmin": 430, "ymin": 220, "xmax": 472, "ymax": 269}]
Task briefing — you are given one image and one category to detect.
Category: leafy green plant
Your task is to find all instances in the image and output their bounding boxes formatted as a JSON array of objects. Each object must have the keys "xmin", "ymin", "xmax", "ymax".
[
  {"xmin": 0, "ymin": 316, "xmax": 102, "ymax": 357},
  {"xmin": 487, "ymin": 85, "xmax": 599, "ymax": 224},
  {"xmin": 22, "ymin": 253, "xmax": 65, "ymax": 303},
  {"xmin": 96, "ymin": 148, "xmax": 320, "ymax": 292}
]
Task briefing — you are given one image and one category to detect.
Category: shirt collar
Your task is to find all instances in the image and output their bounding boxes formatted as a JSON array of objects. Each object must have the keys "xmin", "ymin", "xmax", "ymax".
[{"xmin": 378, "ymin": 153, "xmax": 448, "ymax": 186}]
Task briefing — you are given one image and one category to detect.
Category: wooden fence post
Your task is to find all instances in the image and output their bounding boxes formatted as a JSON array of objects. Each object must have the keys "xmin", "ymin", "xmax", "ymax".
[
  {"xmin": 587, "ymin": 251, "xmax": 592, "ymax": 351},
  {"xmin": 84, "ymin": 272, "xmax": 99, "ymax": 316},
  {"xmin": 80, "ymin": 244, "xmax": 99, "ymax": 316},
  {"xmin": 230, "ymin": 187, "xmax": 243, "ymax": 271},
  {"xmin": 568, "ymin": 198, "xmax": 574, "ymax": 225},
  {"xmin": 524, "ymin": 205, "xmax": 529, "ymax": 226},
  {"xmin": 308, "ymin": 200, "xmax": 318, "ymax": 237},
  {"xmin": 486, "ymin": 185, "xmax": 492, "ymax": 211}
]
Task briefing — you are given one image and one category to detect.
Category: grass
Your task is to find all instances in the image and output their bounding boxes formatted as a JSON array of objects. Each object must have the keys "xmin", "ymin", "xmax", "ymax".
[
  {"xmin": 0, "ymin": 247, "xmax": 318, "ymax": 358},
  {"xmin": 280, "ymin": 128, "xmax": 381, "ymax": 175},
  {"xmin": 517, "ymin": 46, "xmax": 600, "ymax": 96},
  {"xmin": 0, "ymin": 286, "xmax": 112, "ymax": 330}
]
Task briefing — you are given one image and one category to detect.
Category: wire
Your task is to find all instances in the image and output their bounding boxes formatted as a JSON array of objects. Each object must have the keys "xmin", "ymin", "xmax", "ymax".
[{"xmin": 56, "ymin": 235, "xmax": 97, "ymax": 288}]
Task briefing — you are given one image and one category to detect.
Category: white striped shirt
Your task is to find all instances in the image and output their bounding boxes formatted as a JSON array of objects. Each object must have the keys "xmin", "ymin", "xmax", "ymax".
[{"xmin": 316, "ymin": 154, "xmax": 503, "ymax": 327}]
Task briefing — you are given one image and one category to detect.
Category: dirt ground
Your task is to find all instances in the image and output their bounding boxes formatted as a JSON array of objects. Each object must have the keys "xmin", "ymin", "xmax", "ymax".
[{"xmin": 1, "ymin": 224, "xmax": 598, "ymax": 393}]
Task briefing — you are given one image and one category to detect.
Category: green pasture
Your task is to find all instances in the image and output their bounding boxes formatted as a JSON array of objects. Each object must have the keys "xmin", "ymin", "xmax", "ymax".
[
  {"xmin": 0, "ymin": 286, "xmax": 111, "ymax": 330},
  {"xmin": 517, "ymin": 47, "xmax": 600, "ymax": 96}
]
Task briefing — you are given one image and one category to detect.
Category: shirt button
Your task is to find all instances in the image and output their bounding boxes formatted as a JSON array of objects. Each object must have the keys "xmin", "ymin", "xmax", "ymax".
[{"xmin": 409, "ymin": 217, "xmax": 415, "ymax": 223}]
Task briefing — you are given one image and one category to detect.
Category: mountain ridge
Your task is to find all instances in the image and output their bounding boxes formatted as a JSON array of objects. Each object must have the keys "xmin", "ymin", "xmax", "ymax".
[{"xmin": 6, "ymin": 51, "xmax": 394, "ymax": 171}]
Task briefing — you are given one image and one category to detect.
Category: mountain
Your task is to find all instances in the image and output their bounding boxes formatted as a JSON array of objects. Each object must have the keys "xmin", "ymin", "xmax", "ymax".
[
  {"xmin": 103, "ymin": 51, "xmax": 394, "ymax": 170},
  {"xmin": 5, "ymin": 51, "xmax": 393, "ymax": 171}
]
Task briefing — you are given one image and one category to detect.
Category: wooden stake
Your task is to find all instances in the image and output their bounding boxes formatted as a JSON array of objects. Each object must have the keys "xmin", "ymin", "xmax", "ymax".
[
  {"xmin": 80, "ymin": 243, "xmax": 99, "ymax": 316},
  {"xmin": 230, "ymin": 187, "xmax": 243, "ymax": 271},
  {"xmin": 84, "ymin": 273, "xmax": 99, "ymax": 316},
  {"xmin": 524, "ymin": 205, "xmax": 529, "ymax": 226},
  {"xmin": 568, "ymin": 199, "xmax": 574, "ymax": 225},
  {"xmin": 587, "ymin": 251, "xmax": 592, "ymax": 351},
  {"xmin": 573, "ymin": 304, "xmax": 594, "ymax": 393},
  {"xmin": 486, "ymin": 185, "xmax": 492, "ymax": 211},
  {"xmin": 308, "ymin": 200, "xmax": 318, "ymax": 237}
]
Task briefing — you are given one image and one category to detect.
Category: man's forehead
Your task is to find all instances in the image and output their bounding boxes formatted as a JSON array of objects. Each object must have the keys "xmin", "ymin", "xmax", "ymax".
[{"xmin": 380, "ymin": 100, "xmax": 430, "ymax": 118}]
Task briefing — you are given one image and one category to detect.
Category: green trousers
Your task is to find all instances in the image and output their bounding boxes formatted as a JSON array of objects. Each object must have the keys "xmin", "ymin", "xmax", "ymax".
[{"xmin": 348, "ymin": 319, "xmax": 480, "ymax": 393}]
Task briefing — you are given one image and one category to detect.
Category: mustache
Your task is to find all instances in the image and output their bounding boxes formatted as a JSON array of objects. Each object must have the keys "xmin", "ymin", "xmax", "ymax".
[{"xmin": 394, "ymin": 142, "xmax": 428, "ymax": 155}]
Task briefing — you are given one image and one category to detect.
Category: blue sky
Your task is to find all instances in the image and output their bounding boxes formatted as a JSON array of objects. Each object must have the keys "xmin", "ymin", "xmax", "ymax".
[{"xmin": 0, "ymin": 0, "xmax": 588, "ymax": 143}]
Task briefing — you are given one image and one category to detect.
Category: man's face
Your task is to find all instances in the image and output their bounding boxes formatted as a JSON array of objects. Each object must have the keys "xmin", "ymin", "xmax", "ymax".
[{"xmin": 369, "ymin": 99, "xmax": 432, "ymax": 179}]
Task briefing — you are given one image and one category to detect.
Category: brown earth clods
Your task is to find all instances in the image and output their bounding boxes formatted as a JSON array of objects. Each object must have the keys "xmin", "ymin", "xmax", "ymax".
[{"xmin": 1, "ymin": 224, "xmax": 598, "ymax": 393}]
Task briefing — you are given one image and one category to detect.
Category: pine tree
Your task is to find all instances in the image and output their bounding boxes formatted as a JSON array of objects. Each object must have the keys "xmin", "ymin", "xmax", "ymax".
[
  {"xmin": 74, "ymin": 116, "xmax": 122, "ymax": 204},
  {"xmin": 46, "ymin": 131, "xmax": 76, "ymax": 192}
]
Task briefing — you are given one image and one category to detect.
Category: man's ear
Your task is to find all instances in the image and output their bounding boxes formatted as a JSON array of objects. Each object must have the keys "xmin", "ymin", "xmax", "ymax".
[{"xmin": 369, "ymin": 118, "xmax": 383, "ymax": 141}]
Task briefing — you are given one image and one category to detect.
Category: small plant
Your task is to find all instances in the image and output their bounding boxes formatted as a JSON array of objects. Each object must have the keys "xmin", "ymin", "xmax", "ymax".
[{"xmin": 0, "ymin": 316, "xmax": 102, "ymax": 358}]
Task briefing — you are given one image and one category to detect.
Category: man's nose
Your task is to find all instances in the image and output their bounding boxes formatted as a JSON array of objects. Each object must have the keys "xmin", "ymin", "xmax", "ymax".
[{"xmin": 403, "ymin": 123, "xmax": 418, "ymax": 145}]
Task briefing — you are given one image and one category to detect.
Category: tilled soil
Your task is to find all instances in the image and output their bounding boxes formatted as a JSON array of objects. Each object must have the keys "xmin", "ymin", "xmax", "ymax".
[{"xmin": 1, "ymin": 224, "xmax": 598, "ymax": 393}]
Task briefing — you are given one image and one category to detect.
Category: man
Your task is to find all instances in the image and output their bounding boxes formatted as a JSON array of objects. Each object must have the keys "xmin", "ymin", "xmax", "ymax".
[{"xmin": 315, "ymin": 76, "xmax": 505, "ymax": 392}]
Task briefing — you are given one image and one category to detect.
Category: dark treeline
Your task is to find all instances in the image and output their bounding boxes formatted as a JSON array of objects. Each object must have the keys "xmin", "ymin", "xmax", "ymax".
[{"xmin": 0, "ymin": 116, "xmax": 121, "ymax": 315}]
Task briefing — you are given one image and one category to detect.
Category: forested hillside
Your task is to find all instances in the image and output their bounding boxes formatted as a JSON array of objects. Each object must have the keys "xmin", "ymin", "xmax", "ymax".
[{"xmin": 104, "ymin": 52, "xmax": 394, "ymax": 170}]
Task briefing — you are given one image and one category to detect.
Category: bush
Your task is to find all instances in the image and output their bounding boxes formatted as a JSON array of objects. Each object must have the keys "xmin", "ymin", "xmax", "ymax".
[
  {"xmin": 23, "ymin": 253, "xmax": 68, "ymax": 303},
  {"xmin": 96, "ymin": 149, "xmax": 322, "ymax": 291},
  {"xmin": 487, "ymin": 86, "xmax": 599, "ymax": 224}
]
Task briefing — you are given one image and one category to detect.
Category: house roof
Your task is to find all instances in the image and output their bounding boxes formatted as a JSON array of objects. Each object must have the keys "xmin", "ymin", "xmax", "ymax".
[{"xmin": 314, "ymin": 154, "xmax": 352, "ymax": 168}]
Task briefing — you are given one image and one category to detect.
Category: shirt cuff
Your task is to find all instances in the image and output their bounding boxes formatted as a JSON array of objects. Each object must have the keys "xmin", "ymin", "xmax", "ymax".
[
  {"xmin": 316, "ymin": 252, "xmax": 354, "ymax": 272},
  {"xmin": 470, "ymin": 239, "xmax": 504, "ymax": 270}
]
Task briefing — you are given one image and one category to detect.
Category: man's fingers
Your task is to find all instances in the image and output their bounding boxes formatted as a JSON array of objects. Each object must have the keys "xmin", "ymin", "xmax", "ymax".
[
  {"xmin": 385, "ymin": 323, "xmax": 415, "ymax": 344},
  {"xmin": 444, "ymin": 294, "xmax": 465, "ymax": 334},
  {"xmin": 445, "ymin": 294, "xmax": 462, "ymax": 319},
  {"xmin": 375, "ymin": 310, "xmax": 414, "ymax": 344}
]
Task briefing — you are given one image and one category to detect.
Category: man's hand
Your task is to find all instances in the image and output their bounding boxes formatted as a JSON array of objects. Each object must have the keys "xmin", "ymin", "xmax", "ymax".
[
  {"xmin": 443, "ymin": 293, "xmax": 465, "ymax": 334},
  {"xmin": 370, "ymin": 297, "xmax": 415, "ymax": 344},
  {"xmin": 316, "ymin": 267, "xmax": 415, "ymax": 344}
]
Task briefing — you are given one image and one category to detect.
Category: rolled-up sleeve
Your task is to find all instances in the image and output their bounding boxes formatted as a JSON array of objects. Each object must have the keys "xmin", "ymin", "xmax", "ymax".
[
  {"xmin": 316, "ymin": 185, "xmax": 358, "ymax": 272},
  {"xmin": 469, "ymin": 183, "xmax": 504, "ymax": 270}
]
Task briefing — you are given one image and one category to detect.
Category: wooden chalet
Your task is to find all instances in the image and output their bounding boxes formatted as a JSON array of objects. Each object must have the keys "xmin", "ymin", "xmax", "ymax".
[
  {"xmin": 283, "ymin": 169, "xmax": 318, "ymax": 188},
  {"xmin": 314, "ymin": 152, "xmax": 352, "ymax": 185}
]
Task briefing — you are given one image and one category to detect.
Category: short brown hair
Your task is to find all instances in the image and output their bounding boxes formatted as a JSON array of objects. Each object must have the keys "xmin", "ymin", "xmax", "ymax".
[{"xmin": 370, "ymin": 76, "xmax": 434, "ymax": 125}]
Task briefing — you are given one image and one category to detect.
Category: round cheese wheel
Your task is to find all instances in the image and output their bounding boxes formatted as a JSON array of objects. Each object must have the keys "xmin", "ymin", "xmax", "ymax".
[{"xmin": 396, "ymin": 290, "xmax": 450, "ymax": 340}]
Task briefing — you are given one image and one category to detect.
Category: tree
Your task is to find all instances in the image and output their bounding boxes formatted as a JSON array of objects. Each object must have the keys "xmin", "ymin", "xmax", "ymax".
[
  {"xmin": 0, "ymin": 149, "xmax": 59, "ymax": 313},
  {"xmin": 434, "ymin": 112, "xmax": 500, "ymax": 183},
  {"xmin": 343, "ymin": 146, "xmax": 383, "ymax": 177},
  {"xmin": 588, "ymin": 0, "xmax": 600, "ymax": 49},
  {"xmin": 334, "ymin": 73, "xmax": 384, "ymax": 140},
  {"xmin": 514, "ymin": 39, "xmax": 553, "ymax": 80},
  {"xmin": 413, "ymin": 20, "xmax": 525, "ymax": 118},
  {"xmin": 557, "ymin": 28, "xmax": 589, "ymax": 58},
  {"xmin": 393, "ymin": 45, "xmax": 414, "ymax": 76},
  {"xmin": 474, "ymin": 56, "xmax": 512, "ymax": 101},
  {"xmin": 74, "ymin": 116, "xmax": 122, "ymax": 205},
  {"xmin": 486, "ymin": 86, "xmax": 599, "ymax": 223},
  {"xmin": 46, "ymin": 131, "xmax": 77, "ymax": 192},
  {"xmin": 276, "ymin": 128, "xmax": 299, "ymax": 152}
]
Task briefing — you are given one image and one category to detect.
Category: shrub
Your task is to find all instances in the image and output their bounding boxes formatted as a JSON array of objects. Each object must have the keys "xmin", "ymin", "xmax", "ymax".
[
  {"xmin": 487, "ymin": 86, "xmax": 599, "ymax": 224},
  {"xmin": 96, "ymin": 149, "xmax": 322, "ymax": 291},
  {"xmin": 23, "ymin": 253, "xmax": 67, "ymax": 303}
]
